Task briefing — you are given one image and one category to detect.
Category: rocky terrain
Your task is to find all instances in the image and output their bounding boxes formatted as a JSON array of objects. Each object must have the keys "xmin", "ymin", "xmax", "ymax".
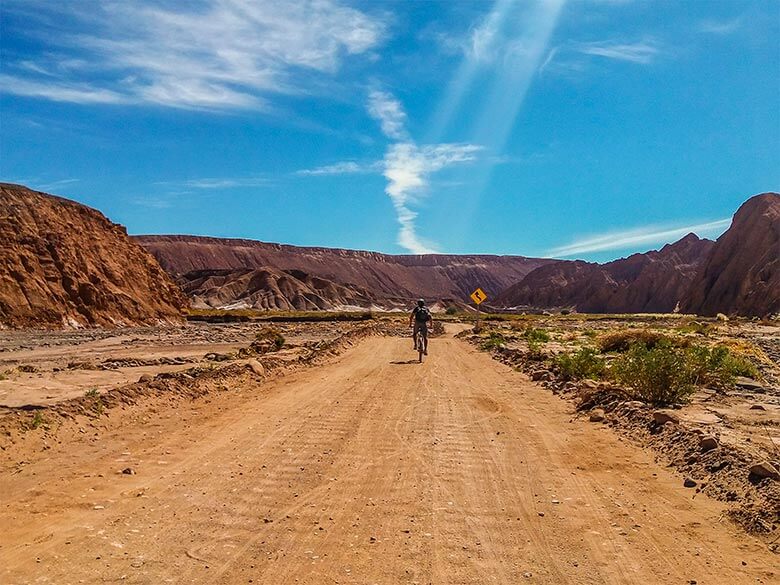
[
  {"xmin": 497, "ymin": 193, "xmax": 779, "ymax": 317},
  {"xmin": 136, "ymin": 234, "xmax": 551, "ymax": 304},
  {"xmin": 181, "ymin": 267, "xmax": 380, "ymax": 311},
  {"xmin": 682, "ymin": 193, "xmax": 780, "ymax": 317},
  {"xmin": 495, "ymin": 233, "xmax": 713, "ymax": 313},
  {"xmin": 0, "ymin": 184, "xmax": 185, "ymax": 328}
]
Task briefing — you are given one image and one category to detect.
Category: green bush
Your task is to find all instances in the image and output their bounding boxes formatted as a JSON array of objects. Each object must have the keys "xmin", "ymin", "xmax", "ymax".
[
  {"xmin": 480, "ymin": 332, "xmax": 506, "ymax": 351},
  {"xmin": 684, "ymin": 344, "xmax": 758, "ymax": 389},
  {"xmin": 598, "ymin": 329, "xmax": 668, "ymax": 353},
  {"xmin": 255, "ymin": 327, "xmax": 285, "ymax": 351},
  {"xmin": 555, "ymin": 347, "xmax": 606, "ymax": 381},
  {"xmin": 610, "ymin": 340, "xmax": 695, "ymax": 405},
  {"xmin": 524, "ymin": 327, "xmax": 550, "ymax": 343},
  {"xmin": 445, "ymin": 306, "xmax": 458, "ymax": 315}
]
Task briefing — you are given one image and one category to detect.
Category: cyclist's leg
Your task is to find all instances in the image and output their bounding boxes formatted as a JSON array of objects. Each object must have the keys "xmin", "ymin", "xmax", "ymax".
[
  {"xmin": 422, "ymin": 324, "xmax": 429, "ymax": 353},
  {"xmin": 412, "ymin": 322, "xmax": 419, "ymax": 349}
]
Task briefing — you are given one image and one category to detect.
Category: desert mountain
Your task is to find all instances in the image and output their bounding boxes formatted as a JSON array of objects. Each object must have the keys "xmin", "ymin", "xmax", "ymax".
[
  {"xmin": 182, "ymin": 267, "xmax": 380, "ymax": 311},
  {"xmin": 0, "ymin": 184, "xmax": 186, "ymax": 328},
  {"xmin": 681, "ymin": 193, "xmax": 780, "ymax": 317},
  {"xmin": 495, "ymin": 233, "xmax": 714, "ymax": 313},
  {"xmin": 136, "ymin": 235, "xmax": 552, "ymax": 305}
]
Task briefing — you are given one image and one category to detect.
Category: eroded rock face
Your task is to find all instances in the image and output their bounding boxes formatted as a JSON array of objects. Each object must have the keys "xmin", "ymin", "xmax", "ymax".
[
  {"xmin": 136, "ymin": 235, "xmax": 552, "ymax": 304},
  {"xmin": 181, "ymin": 267, "xmax": 380, "ymax": 311},
  {"xmin": 0, "ymin": 184, "xmax": 186, "ymax": 328},
  {"xmin": 495, "ymin": 233, "xmax": 714, "ymax": 313},
  {"xmin": 681, "ymin": 193, "xmax": 780, "ymax": 317}
]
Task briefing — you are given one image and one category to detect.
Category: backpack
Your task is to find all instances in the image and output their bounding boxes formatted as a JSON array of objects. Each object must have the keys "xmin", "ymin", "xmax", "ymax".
[{"xmin": 414, "ymin": 306, "xmax": 431, "ymax": 323}]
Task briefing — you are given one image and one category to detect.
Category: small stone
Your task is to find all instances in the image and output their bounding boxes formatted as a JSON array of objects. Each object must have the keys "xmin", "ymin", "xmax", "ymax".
[
  {"xmin": 523, "ymin": 572, "xmax": 532, "ymax": 578},
  {"xmin": 683, "ymin": 478, "xmax": 697, "ymax": 488},
  {"xmin": 247, "ymin": 359, "xmax": 265, "ymax": 376},
  {"xmin": 589, "ymin": 409, "xmax": 606, "ymax": 423},
  {"xmin": 121, "ymin": 467, "xmax": 135, "ymax": 475},
  {"xmin": 138, "ymin": 374, "xmax": 153, "ymax": 383},
  {"xmin": 735, "ymin": 377, "xmax": 766, "ymax": 393},
  {"xmin": 748, "ymin": 461, "xmax": 780, "ymax": 481},
  {"xmin": 749, "ymin": 404, "xmax": 766, "ymax": 411},
  {"xmin": 699, "ymin": 435, "xmax": 718, "ymax": 453},
  {"xmin": 581, "ymin": 379, "xmax": 599, "ymax": 390},
  {"xmin": 653, "ymin": 410, "xmax": 679, "ymax": 425}
]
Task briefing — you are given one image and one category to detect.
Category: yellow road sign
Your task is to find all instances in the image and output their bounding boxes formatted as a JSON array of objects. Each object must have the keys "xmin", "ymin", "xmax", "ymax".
[{"xmin": 470, "ymin": 287, "xmax": 487, "ymax": 305}]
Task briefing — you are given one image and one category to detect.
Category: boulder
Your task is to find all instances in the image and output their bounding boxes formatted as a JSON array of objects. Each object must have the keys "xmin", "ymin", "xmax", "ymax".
[
  {"xmin": 653, "ymin": 410, "xmax": 680, "ymax": 425},
  {"xmin": 748, "ymin": 461, "xmax": 780, "ymax": 481},
  {"xmin": 735, "ymin": 377, "xmax": 766, "ymax": 393},
  {"xmin": 589, "ymin": 409, "xmax": 606, "ymax": 423},
  {"xmin": 247, "ymin": 359, "xmax": 266, "ymax": 377},
  {"xmin": 699, "ymin": 435, "xmax": 719, "ymax": 453}
]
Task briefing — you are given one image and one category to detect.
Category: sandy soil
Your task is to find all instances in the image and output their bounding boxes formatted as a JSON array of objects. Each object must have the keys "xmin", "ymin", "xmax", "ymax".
[
  {"xmin": 1, "ymin": 327, "xmax": 776, "ymax": 584},
  {"xmin": 0, "ymin": 323, "xmax": 352, "ymax": 407}
]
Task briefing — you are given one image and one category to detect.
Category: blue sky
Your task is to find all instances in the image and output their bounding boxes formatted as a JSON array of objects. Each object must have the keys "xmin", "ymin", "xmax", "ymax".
[{"xmin": 1, "ymin": 0, "xmax": 778, "ymax": 262}]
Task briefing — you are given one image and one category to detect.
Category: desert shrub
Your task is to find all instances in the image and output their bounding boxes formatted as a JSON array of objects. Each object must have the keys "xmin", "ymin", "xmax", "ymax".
[
  {"xmin": 582, "ymin": 328, "xmax": 598, "ymax": 338},
  {"xmin": 29, "ymin": 411, "xmax": 46, "ymax": 430},
  {"xmin": 255, "ymin": 327, "xmax": 285, "ymax": 351},
  {"xmin": 84, "ymin": 387, "xmax": 100, "ymax": 399},
  {"xmin": 526, "ymin": 340, "xmax": 547, "ymax": 360},
  {"xmin": 480, "ymin": 332, "xmax": 506, "ymax": 351},
  {"xmin": 677, "ymin": 321, "xmax": 716, "ymax": 336},
  {"xmin": 598, "ymin": 329, "xmax": 668, "ymax": 353},
  {"xmin": 445, "ymin": 306, "xmax": 458, "ymax": 315},
  {"xmin": 524, "ymin": 327, "xmax": 550, "ymax": 343},
  {"xmin": 555, "ymin": 347, "xmax": 606, "ymax": 381},
  {"xmin": 684, "ymin": 344, "xmax": 758, "ymax": 389},
  {"xmin": 610, "ymin": 340, "xmax": 696, "ymax": 405},
  {"xmin": 560, "ymin": 309, "xmax": 571, "ymax": 315}
]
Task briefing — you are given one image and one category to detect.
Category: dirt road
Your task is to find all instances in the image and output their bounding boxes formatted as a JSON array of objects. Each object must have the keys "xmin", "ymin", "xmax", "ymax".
[{"xmin": 1, "ymin": 330, "xmax": 776, "ymax": 584}]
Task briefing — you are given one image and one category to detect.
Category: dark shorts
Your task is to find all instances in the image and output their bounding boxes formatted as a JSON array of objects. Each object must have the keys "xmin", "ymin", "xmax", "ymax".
[{"xmin": 413, "ymin": 322, "xmax": 429, "ymax": 337}]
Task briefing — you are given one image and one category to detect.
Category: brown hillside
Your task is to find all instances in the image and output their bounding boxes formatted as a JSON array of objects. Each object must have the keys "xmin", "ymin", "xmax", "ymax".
[
  {"xmin": 0, "ymin": 184, "xmax": 186, "ymax": 328},
  {"xmin": 682, "ymin": 193, "xmax": 780, "ymax": 316},
  {"xmin": 136, "ymin": 235, "xmax": 552, "ymax": 304},
  {"xmin": 182, "ymin": 267, "xmax": 380, "ymax": 311},
  {"xmin": 495, "ymin": 233, "xmax": 714, "ymax": 313}
]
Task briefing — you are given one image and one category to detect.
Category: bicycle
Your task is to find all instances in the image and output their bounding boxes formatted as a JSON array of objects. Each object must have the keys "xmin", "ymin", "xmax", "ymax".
[{"xmin": 415, "ymin": 330, "xmax": 428, "ymax": 363}]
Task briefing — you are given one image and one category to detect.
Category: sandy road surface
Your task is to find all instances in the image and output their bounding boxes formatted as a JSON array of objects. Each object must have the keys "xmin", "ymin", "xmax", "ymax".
[{"xmin": 1, "ymin": 330, "xmax": 776, "ymax": 584}]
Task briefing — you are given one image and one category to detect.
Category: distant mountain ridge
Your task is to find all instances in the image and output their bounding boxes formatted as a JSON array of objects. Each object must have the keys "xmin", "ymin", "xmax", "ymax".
[
  {"xmin": 136, "ymin": 192, "xmax": 780, "ymax": 317},
  {"xmin": 495, "ymin": 233, "xmax": 715, "ymax": 313},
  {"xmin": 0, "ymin": 184, "xmax": 775, "ymax": 330},
  {"xmin": 135, "ymin": 235, "xmax": 552, "ymax": 303}
]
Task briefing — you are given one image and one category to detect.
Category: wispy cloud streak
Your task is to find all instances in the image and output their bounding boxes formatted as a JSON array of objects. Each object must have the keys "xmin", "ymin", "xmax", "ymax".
[
  {"xmin": 368, "ymin": 90, "xmax": 482, "ymax": 254},
  {"xmin": 547, "ymin": 218, "xmax": 731, "ymax": 257},
  {"xmin": 576, "ymin": 39, "xmax": 660, "ymax": 64},
  {"xmin": 296, "ymin": 161, "xmax": 379, "ymax": 175},
  {"xmin": 2, "ymin": 0, "xmax": 385, "ymax": 109}
]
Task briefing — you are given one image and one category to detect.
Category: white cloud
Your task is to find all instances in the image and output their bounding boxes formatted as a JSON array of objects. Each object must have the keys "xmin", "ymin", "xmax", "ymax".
[
  {"xmin": 2, "ymin": 0, "xmax": 385, "ymax": 109},
  {"xmin": 368, "ymin": 90, "xmax": 482, "ymax": 254},
  {"xmin": 155, "ymin": 177, "xmax": 268, "ymax": 189},
  {"xmin": 547, "ymin": 218, "xmax": 731, "ymax": 257},
  {"xmin": 0, "ymin": 74, "xmax": 126, "ymax": 104},
  {"xmin": 697, "ymin": 18, "xmax": 743, "ymax": 36},
  {"xmin": 296, "ymin": 161, "xmax": 379, "ymax": 176},
  {"xmin": 367, "ymin": 90, "xmax": 409, "ymax": 141},
  {"xmin": 576, "ymin": 39, "xmax": 661, "ymax": 64}
]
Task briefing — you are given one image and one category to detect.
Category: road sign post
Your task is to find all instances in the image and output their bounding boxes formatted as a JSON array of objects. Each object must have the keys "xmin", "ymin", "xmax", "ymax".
[{"xmin": 469, "ymin": 287, "xmax": 487, "ymax": 332}]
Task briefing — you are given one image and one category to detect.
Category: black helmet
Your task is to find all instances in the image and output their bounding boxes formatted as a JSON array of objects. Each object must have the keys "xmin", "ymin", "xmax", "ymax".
[{"xmin": 417, "ymin": 299, "xmax": 425, "ymax": 307}]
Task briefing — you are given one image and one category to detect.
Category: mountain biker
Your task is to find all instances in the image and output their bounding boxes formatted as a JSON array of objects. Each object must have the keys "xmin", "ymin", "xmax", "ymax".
[{"xmin": 409, "ymin": 299, "xmax": 432, "ymax": 355}]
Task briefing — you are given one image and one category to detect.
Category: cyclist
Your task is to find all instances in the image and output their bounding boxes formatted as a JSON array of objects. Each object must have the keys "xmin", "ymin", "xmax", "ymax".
[{"xmin": 409, "ymin": 299, "xmax": 432, "ymax": 355}]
